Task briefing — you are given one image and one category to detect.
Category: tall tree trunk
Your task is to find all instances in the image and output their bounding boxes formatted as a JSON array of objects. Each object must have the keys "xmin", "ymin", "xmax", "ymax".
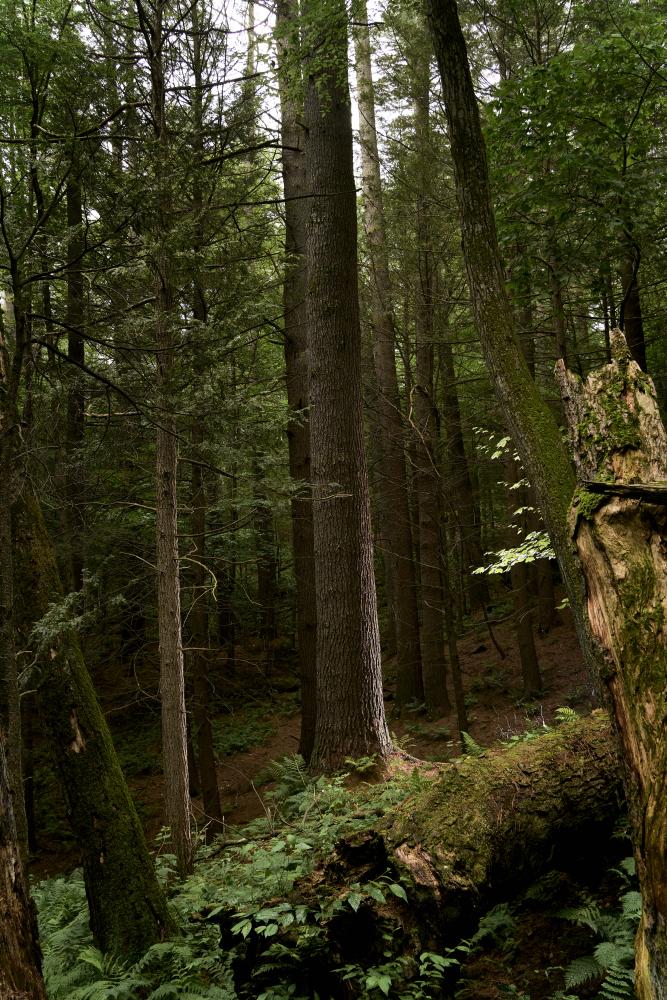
[
  {"xmin": 426, "ymin": 0, "xmax": 600, "ymax": 686},
  {"xmin": 0, "ymin": 740, "xmax": 46, "ymax": 1000},
  {"xmin": 412, "ymin": 77, "xmax": 450, "ymax": 714},
  {"xmin": 65, "ymin": 174, "xmax": 85, "ymax": 592},
  {"xmin": 547, "ymin": 237, "xmax": 568, "ymax": 365},
  {"xmin": 0, "ymin": 289, "xmax": 29, "ymax": 863},
  {"xmin": 137, "ymin": 0, "xmax": 193, "ymax": 876},
  {"xmin": 13, "ymin": 489, "xmax": 176, "ymax": 958},
  {"xmin": 514, "ymin": 259, "xmax": 556, "ymax": 632},
  {"xmin": 303, "ymin": 0, "xmax": 391, "ymax": 772},
  {"xmin": 619, "ymin": 239, "xmax": 647, "ymax": 372},
  {"xmin": 353, "ymin": 0, "xmax": 423, "ymax": 707},
  {"xmin": 556, "ymin": 336, "xmax": 667, "ymax": 1000},
  {"xmin": 276, "ymin": 0, "xmax": 317, "ymax": 762},
  {"xmin": 188, "ymin": 0, "xmax": 223, "ymax": 840},
  {"xmin": 439, "ymin": 325, "xmax": 487, "ymax": 609},
  {"xmin": 254, "ymin": 474, "xmax": 278, "ymax": 673},
  {"xmin": 0, "ymin": 452, "xmax": 27, "ymax": 866}
]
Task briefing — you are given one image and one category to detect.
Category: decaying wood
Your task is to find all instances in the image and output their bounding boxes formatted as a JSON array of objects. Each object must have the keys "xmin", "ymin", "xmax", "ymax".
[
  {"xmin": 222, "ymin": 715, "xmax": 620, "ymax": 997},
  {"xmin": 0, "ymin": 741, "xmax": 47, "ymax": 1000},
  {"xmin": 556, "ymin": 329, "xmax": 667, "ymax": 1000}
]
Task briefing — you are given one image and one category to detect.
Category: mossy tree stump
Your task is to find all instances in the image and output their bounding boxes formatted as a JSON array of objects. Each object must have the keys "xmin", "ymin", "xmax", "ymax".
[{"xmin": 556, "ymin": 330, "xmax": 667, "ymax": 1000}]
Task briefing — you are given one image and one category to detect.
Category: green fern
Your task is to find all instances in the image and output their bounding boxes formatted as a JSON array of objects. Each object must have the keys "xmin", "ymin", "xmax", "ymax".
[
  {"xmin": 558, "ymin": 859, "xmax": 639, "ymax": 1000},
  {"xmin": 461, "ymin": 731, "xmax": 485, "ymax": 757},
  {"xmin": 598, "ymin": 966, "xmax": 635, "ymax": 1000},
  {"xmin": 564, "ymin": 955, "xmax": 603, "ymax": 990},
  {"xmin": 553, "ymin": 706, "xmax": 579, "ymax": 725}
]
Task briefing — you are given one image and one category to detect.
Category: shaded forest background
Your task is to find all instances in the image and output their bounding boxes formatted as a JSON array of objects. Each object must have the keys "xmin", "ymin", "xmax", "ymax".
[{"xmin": 1, "ymin": 0, "xmax": 666, "ymax": 997}]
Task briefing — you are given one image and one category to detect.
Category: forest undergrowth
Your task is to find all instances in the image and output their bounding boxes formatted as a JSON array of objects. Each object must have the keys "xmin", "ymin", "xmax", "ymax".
[
  {"xmin": 33, "ymin": 722, "xmax": 637, "ymax": 1000},
  {"xmin": 28, "ymin": 611, "xmax": 631, "ymax": 999}
]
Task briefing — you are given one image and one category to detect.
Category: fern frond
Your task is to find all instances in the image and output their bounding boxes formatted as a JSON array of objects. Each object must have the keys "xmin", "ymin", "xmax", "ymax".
[
  {"xmin": 598, "ymin": 965, "xmax": 635, "ymax": 1000},
  {"xmin": 594, "ymin": 941, "xmax": 633, "ymax": 970},
  {"xmin": 558, "ymin": 901, "xmax": 602, "ymax": 932},
  {"xmin": 564, "ymin": 955, "xmax": 603, "ymax": 989},
  {"xmin": 553, "ymin": 706, "xmax": 579, "ymax": 724},
  {"xmin": 621, "ymin": 890, "xmax": 642, "ymax": 921},
  {"xmin": 461, "ymin": 731, "xmax": 485, "ymax": 757}
]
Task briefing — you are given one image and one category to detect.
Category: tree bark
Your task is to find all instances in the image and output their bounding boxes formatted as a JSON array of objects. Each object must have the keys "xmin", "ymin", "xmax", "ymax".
[
  {"xmin": 276, "ymin": 0, "xmax": 318, "ymax": 762},
  {"xmin": 136, "ymin": 0, "xmax": 193, "ymax": 876},
  {"xmin": 0, "ymin": 740, "xmax": 46, "ymax": 1000},
  {"xmin": 556, "ymin": 331, "xmax": 667, "ymax": 1000},
  {"xmin": 303, "ymin": 0, "xmax": 391, "ymax": 771},
  {"xmin": 354, "ymin": 0, "xmax": 423, "ymax": 707},
  {"xmin": 0, "ymin": 289, "xmax": 29, "ymax": 863},
  {"xmin": 12, "ymin": 489, "xmax": 176, "ymax": 958},
  {"xmin": 620, "ymin": 244, "xmax": 647, "ymax": 372},
  {"xmin": 411, "ymin": 75, "xmax": 450, "ymax": 714},
  {"xmin": 224, "ymin": 715, "xmax": 621, "ymax": 997},
  {"xmin": 253, "ymin": 471, "xmax": 278, "ymax": 673},
  {"xmin": 188, "ymin": 0, "xmax": 223, "ymax": 840},
  {"xmin": 65, "ymin": 173, "xmax": 85, "ymax": 592},
  {"xmin": 439, "ymin": 328, "xmax": 487, "ymax": 610}
]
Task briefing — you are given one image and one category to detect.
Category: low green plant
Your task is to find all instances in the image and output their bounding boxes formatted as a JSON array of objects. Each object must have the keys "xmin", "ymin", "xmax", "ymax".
[
  {"xmin": 344, "ymin": 753, "xmax": 379, "ymax": 774},
  {"xmin": 211, "ymin": 708, "xmax": 274, "ymax": 758},
  {"xmin": 460, "ymin": 731, "xmax": 485, "ymax": 757},
  {"xmin": 404, "ymin": 721, "xmax": 451, "ymax": 741}
]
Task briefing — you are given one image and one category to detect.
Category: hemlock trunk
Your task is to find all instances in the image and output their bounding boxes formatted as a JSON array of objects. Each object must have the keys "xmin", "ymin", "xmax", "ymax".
[
  {"xmin": 276, "ymin": 0, "xmax": 318, "ymax": 762},
  {"xmin": 354, "ymin": 0, "xmax": 423, "ymax": 707},
  {"xmin": 137, "ymin": 0, "xmax": 193, "ymax": 876},
  {"xmin": 425, "ymin": 0, "xmax": 601, "ymax": 710},
  {"xmin": 412, "ymin": 71, "xmax": 450, "ymax": 714},
  {"xmin": 303, "ymin": 0, "xmax": 391, "ymax": 771}
]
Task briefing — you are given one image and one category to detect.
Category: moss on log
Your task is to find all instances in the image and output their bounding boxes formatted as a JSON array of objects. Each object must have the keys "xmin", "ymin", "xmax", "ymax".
[
  {"xmin": 225, "ymin": 715, "xmax": 621, "ymax": 997},
  {"xmin": 382, "ymin": 714, "xmax": 619, "ymax": 929}
]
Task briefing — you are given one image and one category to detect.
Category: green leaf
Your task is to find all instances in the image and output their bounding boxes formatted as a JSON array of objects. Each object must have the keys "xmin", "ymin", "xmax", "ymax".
[
  {"xmin": 388, "ymin": 883, "xmax": 408, "ymax": 903},
  {"xmin": 366, "ymin": 973, "xmax": 392, "ymax": 995}
]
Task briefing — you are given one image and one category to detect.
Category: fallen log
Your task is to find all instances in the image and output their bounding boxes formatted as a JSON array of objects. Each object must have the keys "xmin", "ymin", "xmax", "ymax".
[{"xmin": 222, "ymin": 714, "xmax": 622, "ymax": 997}]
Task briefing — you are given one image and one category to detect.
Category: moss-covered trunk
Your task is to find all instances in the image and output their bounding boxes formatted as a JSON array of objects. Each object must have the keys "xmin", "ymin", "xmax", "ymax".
[
  {"xmin": 425, "ymin": 0, "xmax": 601, "ymax": 686},
  {"xmin": 13, "ymin": 490, "xmax": 175, "ymax": 959},
  {"xmin": 556, "ymin": 332, "xmax": 667, "ymax": 1000},
  {"xmin": 224, "ymin": 716, "xmax": 620, "ymax": 997}
]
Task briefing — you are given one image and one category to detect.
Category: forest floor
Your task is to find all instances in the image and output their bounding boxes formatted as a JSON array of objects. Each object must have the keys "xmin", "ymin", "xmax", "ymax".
[
  {"xmin": 31, "ymin": 601, "xmax": 594, "ymax": 876},
  {"xmin": 118, "ymin": 600, "xmax": 595, "ymax": 849},
  {"xmin": 29, "ymin": 602, "xmax": 634, "ymax": 999}
]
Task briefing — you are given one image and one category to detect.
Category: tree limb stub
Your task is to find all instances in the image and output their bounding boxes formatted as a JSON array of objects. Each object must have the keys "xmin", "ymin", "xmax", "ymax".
[
  {"xmin": 581, "ymin": 480, "xmax": 667, "ymax": 503},
  {"xmin": 556, "ymin": 329, "xmax": 667, "ymax": 1000}
]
